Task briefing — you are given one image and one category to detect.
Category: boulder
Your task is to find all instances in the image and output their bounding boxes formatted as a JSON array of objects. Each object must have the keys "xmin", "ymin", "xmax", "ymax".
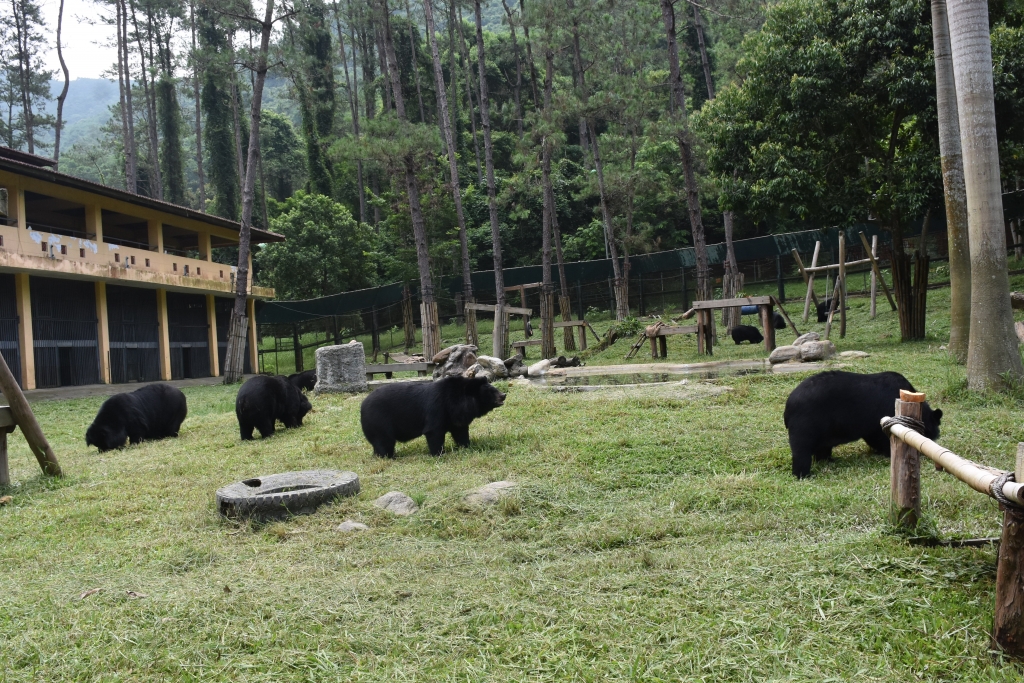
[
  {"xmin": 433, "ymin": 345, "xmax": 478, "ymax": 379},
  {"xmin": 793, "ymin": 332, "xmax": 820, "ymax": 346},
  {"xmin": 465, "ymin": 481, "xmax": 518, "ymax": 507},
  {"xmin": 314, "ymin": 340, "xmax": 368, "ymax": 394},
  {"xmin": 800, "ymin": 340, "xmax": 836, "ymax": 361},
  {"xmin": 464, "ymin": 363, "xmax": 496, "ymax": 383},
  {"xmin": 839, "ymin": 350, "xmax": 870, "ymax": 358},
  {"xmin": 373, "ymin": 491, "xmax": 419, "ymax": 516},
  {"xmin": 337, "ymin": 520, "xmax": 369, "ymax": 532},
  {"xmin": 768, "ymin": 345, "xmax": 803, "ymax": 364},
  {"xmin": 476, "ymin": 355, "xmax": 509, "ymax": 378}
]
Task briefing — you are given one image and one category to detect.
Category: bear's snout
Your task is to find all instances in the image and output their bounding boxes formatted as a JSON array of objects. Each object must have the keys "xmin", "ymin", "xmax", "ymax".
[{"xmin": 496, "ymin": 392, "xmax": 506, "ymax": 406}]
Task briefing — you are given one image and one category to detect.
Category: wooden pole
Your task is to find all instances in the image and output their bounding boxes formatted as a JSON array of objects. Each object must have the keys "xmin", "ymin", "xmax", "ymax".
[
  {"xmin": 889, "ymin": 392, "xmax": 923, "ymax": 530},
  {"xmin": 838, "ymin": 233, "xmax": 847, "ymax": 338},
  {"xmin": 465, "ymin": 298, "xmax": 478, "ymax": 347},
  {"xmin": 802, "ymin": 241, "xmax": 821, "ymax": 322},
  {"xmin": 823, "ymin": 279, "xmax": 841, "ymax": 339},
  {"xmin": 858, "ymin": 232, "xmax": 897, "ymax": 311},
  {"xmin": 0, "ymin": 428, "xmax": 11, "ymax": 487},
  {"xmin": 759, "ymin": 303, "xmax": 776, "ymax": 352},
  {"xmin": 559, "ymin": 295, "xmax": 576, "ymax": 351},
  {"xmin": 776, "ymin": 254, "xmax": 785, "ymax": 302},
  {"xmin": 870, "ymin": 235, "xmax": 878, "ymax": 319},
  {"xmin": 993, "ymin": 441, "xmax": 1024, "ymax": 658},
  {"xmin": 0, "ymin": 353, "xmax": 61, "ymax": 477},
  {"xmin": 540, "ymin": 290, "xmax": 556, "ymax": 358},
  {"xmin": 770, "ymin": 296, "xmax": 800, "ymax": 337},
  {"xmin": 292, "ymin": 324, "xmax": 303, "ymax": 372},
  {"xmin": 402, "ymin": 286, "xmax": 415, "ymax": 351}
]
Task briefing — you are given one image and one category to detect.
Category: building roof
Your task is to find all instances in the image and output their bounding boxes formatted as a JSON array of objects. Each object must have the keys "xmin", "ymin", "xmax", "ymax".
[{"xmin": 0, "ymin": 146, "xmax": 284, "ymax": 243}]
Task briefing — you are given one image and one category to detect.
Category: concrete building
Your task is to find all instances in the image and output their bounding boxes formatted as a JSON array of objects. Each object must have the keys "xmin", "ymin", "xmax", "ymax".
[{"xmin": 0, "ymin": 146, "xmax": 282, "ymax": 389}]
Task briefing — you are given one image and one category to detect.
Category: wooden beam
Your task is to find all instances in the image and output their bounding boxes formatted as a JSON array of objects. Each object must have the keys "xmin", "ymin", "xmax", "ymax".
[
  {"xmin": 465, "ymin": 303, "xmax": 531, "ymax": 316},
  {"xmin": 504, "ymin": 282, "xmax": 542, "ymax": 291},
  {"xmin": 691, "ymin": 296, "xmax": 772, "ymax": 310},
  {"xmin": 553, "ymin": 320, "xmax": 587, "ymax": 328},
  {"xmin": 650, "ymin": 325, "xmax": 697, "ymax": 336},
  {"xmin": 0, "ymin": 353, "xmax": 60, "ymax": 477},
  {"xmin": 858, "ymin": 231, "xmax": 897, "ymax": 311},
  {"xmin": 802, "ymin": 241, "xmax": 821, "ymax": 323},
  {"xmin": 770, "ymin": 296, "xmax": 800, "ymax": 337},
  {"xmin": 803, "ymin": 258, "xmax": 871, "ymax": 273}
]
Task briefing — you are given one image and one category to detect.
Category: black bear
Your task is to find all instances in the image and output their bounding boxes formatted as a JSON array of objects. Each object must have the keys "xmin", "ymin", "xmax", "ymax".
[
  {"xmin": 236, "ymin": 375, "xmax": 312, "ymax": 440},
  {"xmin": 773, "ymin": 312, "xmax": 787, "ymax": 330},
  {"xmin": 360, "ymin": 375, "xmax": 506, "ymax": 457},
  {"xmin": 85, "ymin": 383, "xmax": 188, "ymax": 452},
  {"xmin": 784, "ymin": 371, "xmax": 942, "ymax": 478},
  {"xmin": 288, "ymin": 370, "xmax": 317, "ymax": 392},
  {"xmin": 816, "ymin": 299, "xmax": 848, "ymax": 322},
  {"xmin": 731, "ymin": 324, "xmax": 764, "ymax": 345}
]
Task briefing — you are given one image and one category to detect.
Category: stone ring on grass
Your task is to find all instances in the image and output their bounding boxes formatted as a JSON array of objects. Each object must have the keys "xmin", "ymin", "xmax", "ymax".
[{"xmin": 216, "ymin": 470, "xmax": 360, "ymax": 521}]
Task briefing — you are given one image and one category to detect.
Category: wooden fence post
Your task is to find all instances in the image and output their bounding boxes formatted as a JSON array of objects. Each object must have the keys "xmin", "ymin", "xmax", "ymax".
[
  {"xmin": 889, "ymin": 392, "xmax": 923, "ymax": 530},
  {"xmin": 492, "ymin": 304, "xmax": 507, "ymax": 359},
  {"xmin": 759, "ymin": 303, "xmax": 776, "ymax": 352},
  {"xmin": 838, "ymin": 233, "xmax": 847, "ymax": 338},
  {"xmin": 292, "ymin": 324, "xmax": 303, "ymax": 373},
  {"xmin": 870, "ymin": 235, "xmax": 879, "ymax": 319},
  {"xmin": 465, "ymin": 298, "xmax": 478, "ymax": 348},
  {"xmin": 802, "ymin": 241, "xmax": 821, "ymax": 322},
  {"xmin": 776, "ymin": 254, "xmax": 785, "ymax": 303},
  {"xmin": 559, "ymin": 295, "xmax": 576, "ymax": 351},
  {"xmin": 992, "ymin": 443, "xmax": 1024, "ymax": 657},
  {"xmin": 540, "ymin": 290, "xmax": 556, "ymax": 358}
]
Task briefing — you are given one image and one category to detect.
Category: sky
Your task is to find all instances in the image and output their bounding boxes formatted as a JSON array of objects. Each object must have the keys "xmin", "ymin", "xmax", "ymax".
[{"xmin": 38, "ymin": 0, "xmax": 119, "ymax": 81}]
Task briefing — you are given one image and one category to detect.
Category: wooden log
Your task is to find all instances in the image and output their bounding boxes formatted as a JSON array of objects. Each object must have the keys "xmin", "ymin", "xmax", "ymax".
[
  {"xmin": 802, "ymin": 258, "xmax": 872, "ymax": 274},
  {"xmin": 770, "ymin": 296, "xmax": 800, "ymax": 337},
  {"xmin": 791, "ymin": 249, "xmax": 819, "ymax": 315},
  {"xmin": 679, "ymin": 308, "xmax": 696, "ymax": 320},
  {"xmin": 649, "ymin": 335, "xmax": 659, "ymax": 359},
  {"xmin": 803, "ymin": 241, "xmax": 821, "ymax": 322},
  {"xmin": 553, "ymin": 320, "xmax": 587, "ymax": 328},
  {"xmin": 465, "ymin": 298, "xmax": 478, "ymax": 347},
  {"xmin": 652, "ymin": 325, "xmax": 698, "ymax": 336},
  {"xmin": 0, "ymin": 407, "xmax": 14, "ymax": 487},
  {"xmin": 883, "ymin": 422, "xmax": 1024, "ymax": 505},
  {"xmin": 0, "ymin": 354, "xmax": 60, "ymax": 477},
  {"xmin": 492, "ymin": 304, "xmax": 508, "ymax": 359},
  {"xmin": 993, "ymin": 443, "xmax": 1024, "ymax": 658},
  {"xmin": 692, "ymin": 296, "xmax": 772, "ymax": 310},
  {"xmin": 578, "ymin": 324, "xmax": 587, "ymax": 351},
  {"xmin": 465, "ymin": 303, "xmax": 532, "ymax": 316},
  {"xmin": 890, "ymin": 397, "xmax": 922, "ymax": 530},
  {"xmin": 559, "ymin": 295, "xmax": 576, "ymax": 352},
  {"xmin": 858, "ymin": 231, "xmax": 897, "ymax": 311},
  {"xmin": 838, "ymin": 233, "xmax": 847, "ymax": 338},
  {"xmin": 870, "ymin": 235, "xmax": 878, "ymax": 319},
  {"xmin": 758, "ymin": 304, "xmax": 776, "ymax": 352},
  {"xmin": 658, "ymin": 335, "xmax": 667, "ymax": 358},
  {"xmin": 823, "ymin": 279, "xmax": 841, "ymax": 340}
]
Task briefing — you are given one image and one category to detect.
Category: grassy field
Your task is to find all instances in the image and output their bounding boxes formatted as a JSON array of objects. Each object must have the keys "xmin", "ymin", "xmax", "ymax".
[{"xmin": 4, "ymin": 269, "xmax": 1024, "ymax": 681}]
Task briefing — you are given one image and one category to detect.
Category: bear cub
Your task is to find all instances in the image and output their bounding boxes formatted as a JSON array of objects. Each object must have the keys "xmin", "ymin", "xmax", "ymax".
[
  {"xmin": 784, "ymin": 370, "xmax": 942, "ymax": 478},
  {"xmin": 731, "ymin": 324, "xmax": 764, "ymax": 345},
  {"xmin": 86, "ymin": 383, "xmax": 188, "ymax": 452},
  {"xmin": 236, "ymin": 375, "xmax": 312, "ymax": 440},
  {"xmin": 360, "ymin": 375, "xmax": 506, "ymax": 457}
]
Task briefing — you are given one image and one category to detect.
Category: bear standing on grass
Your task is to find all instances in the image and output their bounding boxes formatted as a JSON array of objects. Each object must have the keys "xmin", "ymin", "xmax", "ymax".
[
  {"xmin": 236, "ymin": 375, "xmax": 312, "ymax": 440},
  {"xmin": 731, "ymin": 324, "xmax": 764, "ymax": 345},
  {"xmin": 784, "ymin": 371, "xmax": 942, "ymax": 478},
  {"xmin": 86, "ymin": 384, "xmax": 188, "ymax": 452},
  {"xmin": 360, "ymin": 376, "xmax": 506, "ymax": 457}
]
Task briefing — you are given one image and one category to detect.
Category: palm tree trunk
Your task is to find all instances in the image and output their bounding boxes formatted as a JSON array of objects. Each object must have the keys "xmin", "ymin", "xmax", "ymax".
[
  {"xmin": 947, "ymin": 0, "xmax": 1024, "ymax": 389},
  {"xmin": 931, "ymin": 0, "xmax": 971, "ymax": 363}
]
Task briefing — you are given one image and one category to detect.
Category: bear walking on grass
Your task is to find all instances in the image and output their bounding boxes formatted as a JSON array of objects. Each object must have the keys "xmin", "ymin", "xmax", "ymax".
[
  {"xmin": 784, "ymin": 370, "xmax": 942, "ymax": 478},
  {"xmin": 85, "ymin": 383, "xmax": 188, "ymax": 452},
  {"xmin": 731, "ymin": 325, "xmax": 764, "ymax": 345},
  {"xmin": 236, "ymin": 375, "xmax": 312, "ymax": 440},
  {"xmin": 360, "ymin": 376, "xmax": 506, "ymax": 457}
]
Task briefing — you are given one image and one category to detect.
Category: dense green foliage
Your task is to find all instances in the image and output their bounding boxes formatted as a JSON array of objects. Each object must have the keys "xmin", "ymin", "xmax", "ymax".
[{"xmin": 258, "ymin": 191, "xmax": 371, "ymax": 299}]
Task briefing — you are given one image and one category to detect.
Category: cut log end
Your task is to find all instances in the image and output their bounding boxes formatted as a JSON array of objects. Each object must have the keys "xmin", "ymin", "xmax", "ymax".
[{"xmin": 899, "ymin": 390, "xmax": 926, "ymax": 403}]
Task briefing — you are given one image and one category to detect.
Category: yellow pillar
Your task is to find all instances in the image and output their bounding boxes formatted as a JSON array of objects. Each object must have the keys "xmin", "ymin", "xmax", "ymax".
[
  {"xmin": 85, "ymin": 204, "xmax": 103, "ymax": 243},
  {"xmin": 94, "ymin": 282, "xmax": 111, "ymax": 384},
  {"xmin": 13, "ymin": 188, "xmax": 26, "ymax": 229},
  {"xmin": 207, "ymin": 294, "xmax": 220, "ymax": 376},
  {"xmin": 156, "ymin": 289, "xmax": 172, "ymax": 380},
  {"xmin": 199, "ymin": 232, "xmax": 212, "ymax": 261},
  {"xmin": 14, "ymin": 273, "xmax": 34, "ymax": 390},
  {"xmin": 247, "ymin": 297, "xmax": 258, "ymax": 374},
  {"xmin": 147, "ymin": 219, "xmax": 164, "ymax": 253}
]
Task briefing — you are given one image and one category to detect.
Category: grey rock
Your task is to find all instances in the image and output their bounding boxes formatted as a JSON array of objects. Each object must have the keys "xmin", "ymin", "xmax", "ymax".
[
  {"xmin": 800, "ymin": 340, "xmax": 836, "ymax": 361},
  {"xmin": 769, "ymin": 345, "xmax": 803, "ymax": 364},
  {"xmin": 374, "ymin": 491, "xmax": 419, "ymax": 516},
  {"xmin": 433, "ymin": 345, "xmax": 478, "ymax": 379},
  {"xmin": 465, "ymin": 363, "xmax": 496, "ymax": 383},
  {"xmin": 839, "ymin": 350, "xmax": 870, "ymax": 358},
  {"xmin": 793, "ymin": 332, "xmax": 821, "ymax": 346},
  {"xmin": 314, "ymin": 341, "xmax": 368, "ymax": 394},
  {"xmin": 465, "ymin": 481, "xmax": 518, "ymax": 507},
  {"xmin": 337, "ymin": 520, "xmax": 369, "ymax": 532},
  {"xmin": 528, "ymin": 358, "xmax": 554, "ymax": 376},
  {"xmin": 475, "ymin": 355, "xmax": 509, "ymax": 378}
]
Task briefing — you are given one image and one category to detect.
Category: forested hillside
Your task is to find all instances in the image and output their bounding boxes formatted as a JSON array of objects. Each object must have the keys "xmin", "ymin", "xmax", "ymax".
[{"xmin": 3, "ymin": 0, "xmax": 1024, "ymax": 306}]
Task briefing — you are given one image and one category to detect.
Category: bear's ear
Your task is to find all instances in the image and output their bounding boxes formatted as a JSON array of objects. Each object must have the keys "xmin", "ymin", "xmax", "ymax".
[{"xmin": 933, "ymin": 408, "xmax": 942, "ymax": 423}]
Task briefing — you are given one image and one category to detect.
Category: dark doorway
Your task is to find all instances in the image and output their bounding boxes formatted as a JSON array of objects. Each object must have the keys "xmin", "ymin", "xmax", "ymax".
[
  {"xmin": 30, "ymin": 276, "xmax": 100, "ymax": 388},
  {"xmin": 215, "ymin": 297, "xmax": 252, "ymax": 375},
  {"xmin": 167, "ymin": 292, "xmax": 210, "ymax": 379},
  {"xmin": 0, "ymin": 274, "xmax": 21, "ymax": 386},
  {"xmin": 107, "ymin": 285, "xmax": 160, "ymax": 383}
]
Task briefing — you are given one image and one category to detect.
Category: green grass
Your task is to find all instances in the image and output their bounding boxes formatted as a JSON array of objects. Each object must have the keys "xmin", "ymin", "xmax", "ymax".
[{"xmin": 4, "ymin": 267, "xmax": 1024, "ymax": 680}]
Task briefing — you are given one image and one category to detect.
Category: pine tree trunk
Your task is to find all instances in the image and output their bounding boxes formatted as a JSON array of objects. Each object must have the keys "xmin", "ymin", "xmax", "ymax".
[
  {"xmin": 224, "ymin": 0, "xmax": 276, "ymax": 383},
  {"xmin": 947, "ymin": 0, "xmax": 1024, "ymax": 390},
  {"xmin": 473, "ymin": 0, "xmax": 509, "ymax": 358},
  {"xmin": 932, "ymin": 0, "xmax": 971, "ymax": 363},
  {"xmin": 455, "ymin": 6, "xmax": 484, "ymax": 186},
  {"xmin": 424, "ymin": 0, "xmax": 473, "ymax": 317},
  {"xmin": 501, "ymin": 0, "xmax": 525, "ymax": 139},
  {"xmin": 380, "ymin": 0, "xmax": 438, "ymax": 356},
  {"xmin": 189, "ymin": 1, "xmax": 206, "ymax": 211},
  {"xmin": 128, "ymin": 0, "xmax": 163, "ymax": 199},
  {"xmin": 335, "ymin": 7, "xmax": 367, "ymax": 222},
  {"xmin": 119, "ymin": 0, "xmax": 138, "ymax": 193},
  {"xmin": 53, "ymin": 0, "xmax": 70, "ymax": 168},
  {"xmin": 660, "ymin": 0, "xmax": 710, "ymax": 301}
]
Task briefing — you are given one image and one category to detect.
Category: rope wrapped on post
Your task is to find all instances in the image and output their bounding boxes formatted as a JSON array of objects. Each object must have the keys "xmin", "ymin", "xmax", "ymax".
[{"xmin": 881, "ymin": 416, "xmax": 1024, "ymax": 507}]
